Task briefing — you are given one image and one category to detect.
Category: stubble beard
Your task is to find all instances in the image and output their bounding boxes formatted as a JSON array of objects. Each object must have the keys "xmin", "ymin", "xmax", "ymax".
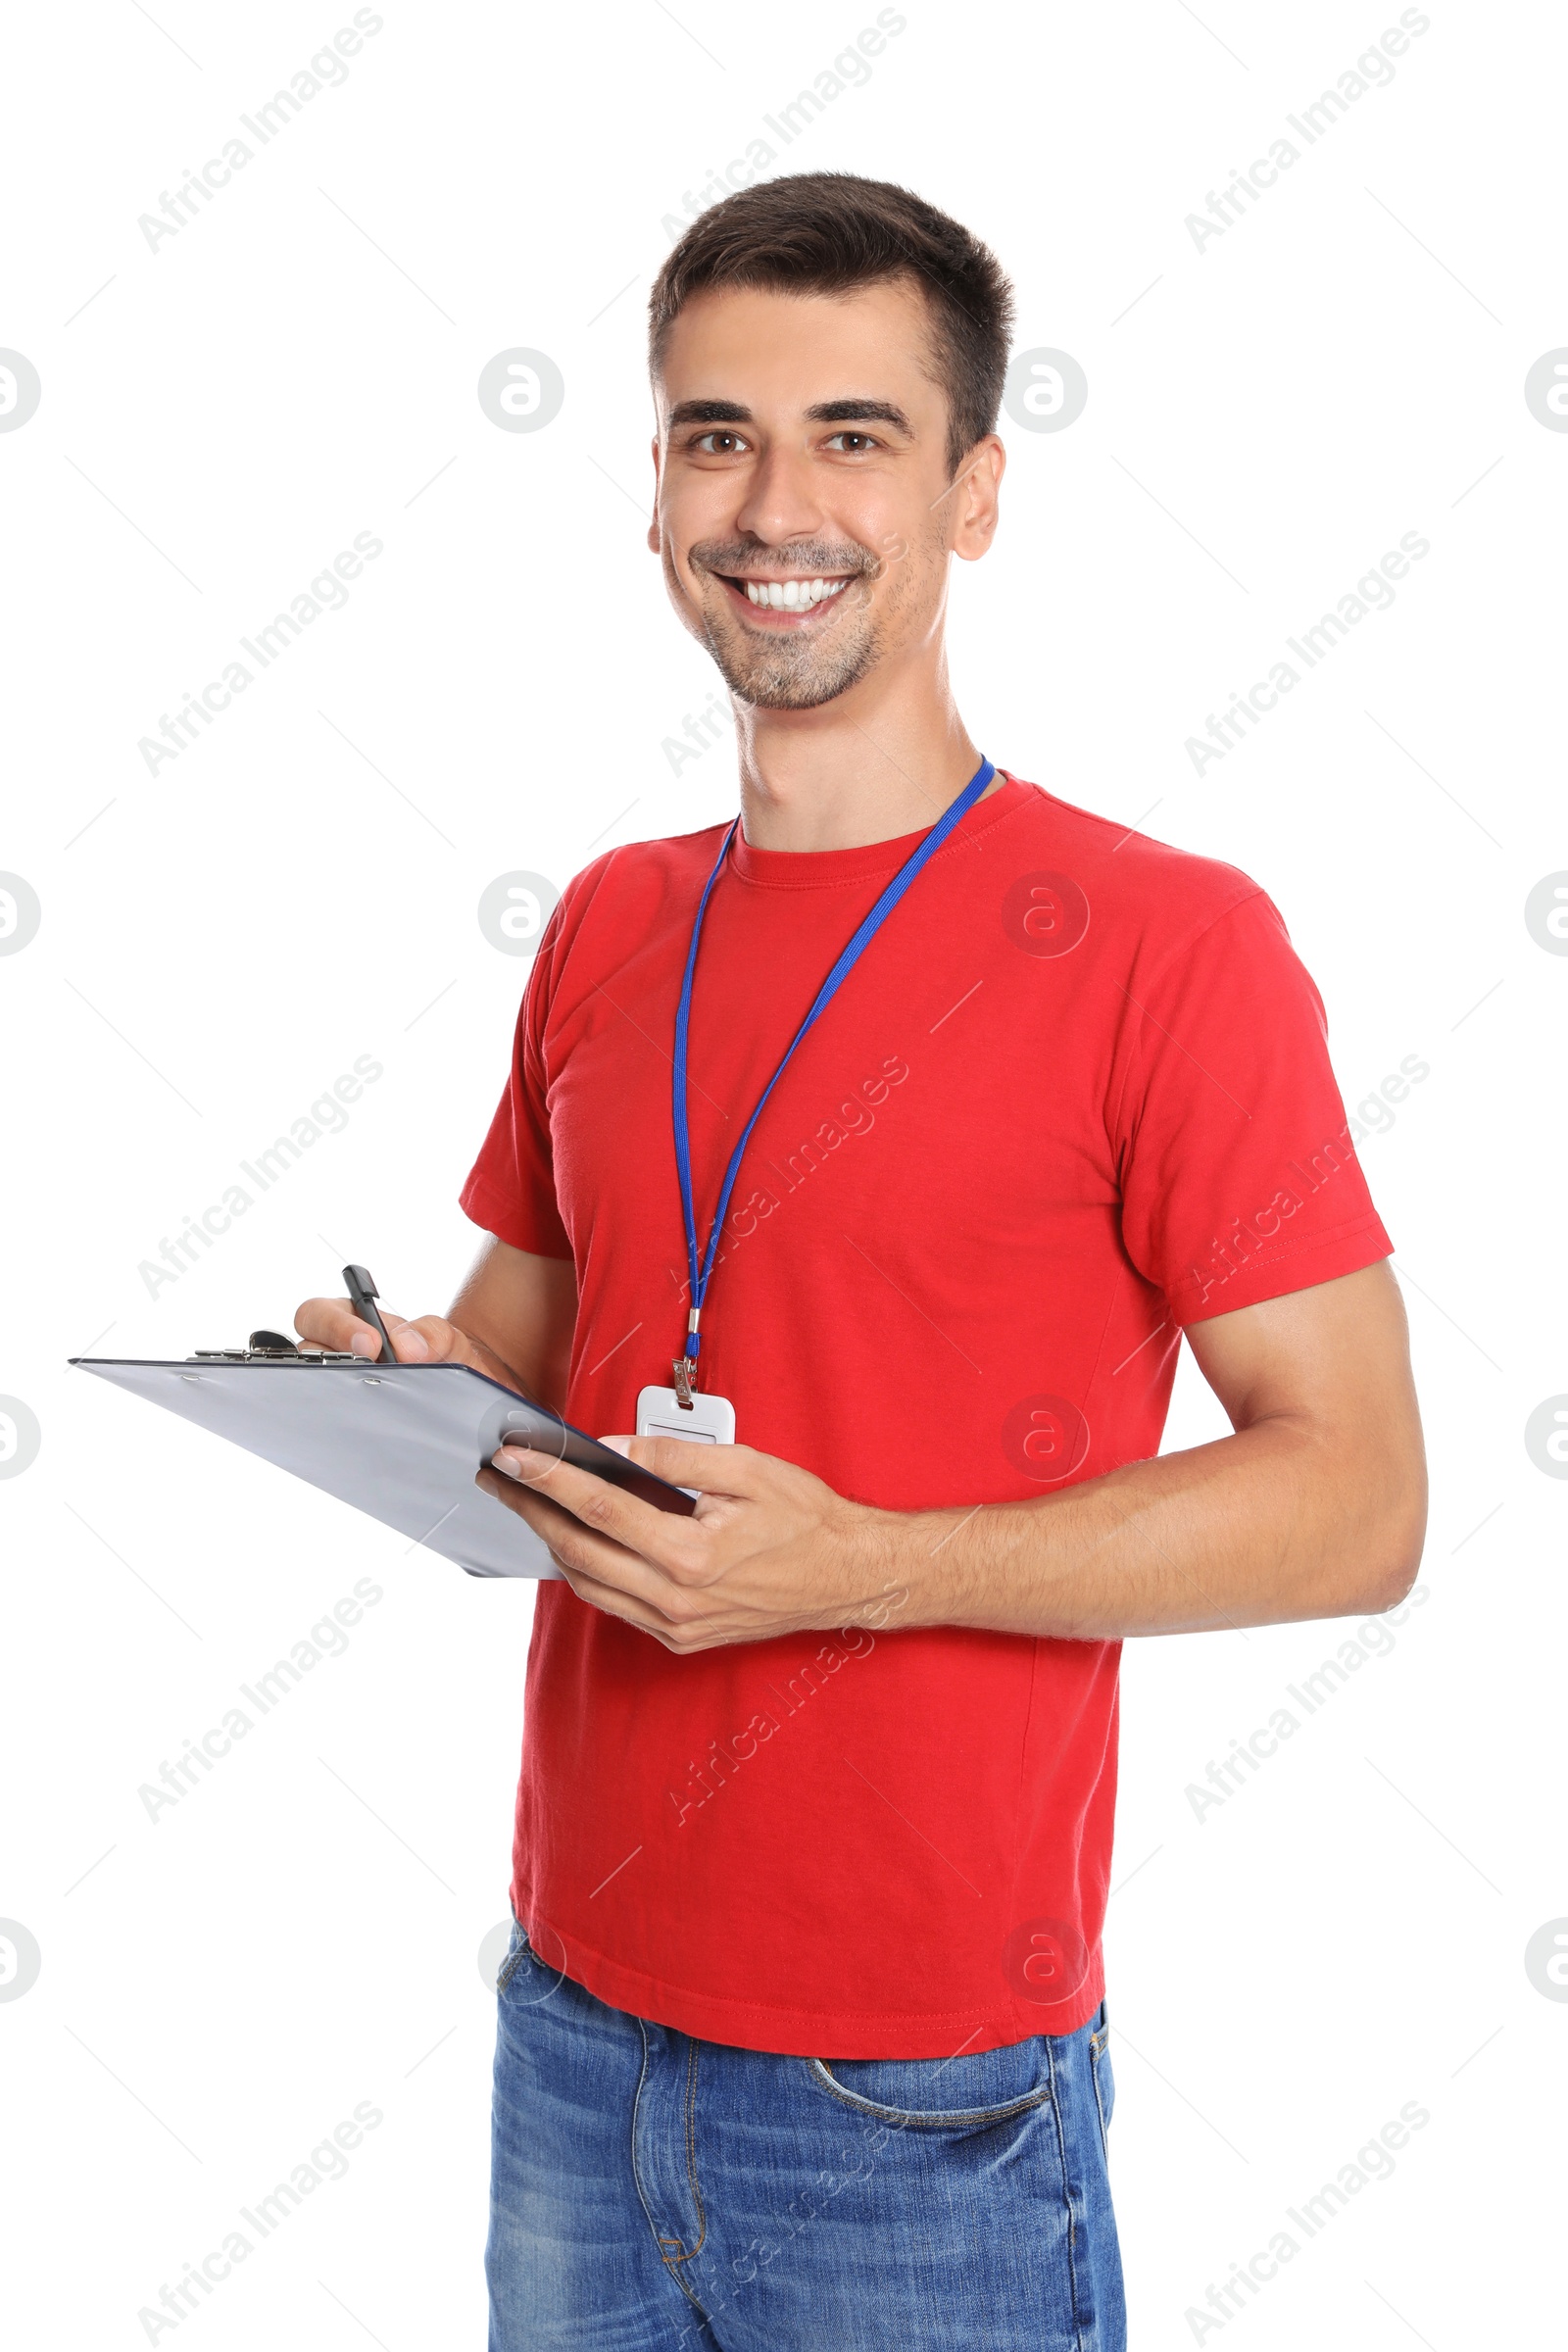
[
  {"xmin": 699, "ymin": 590, "xmax": 883, "ymax": 710},
  {"xmin": 681, "ymin": 536, "xmax": 884, "ymax": 710}
]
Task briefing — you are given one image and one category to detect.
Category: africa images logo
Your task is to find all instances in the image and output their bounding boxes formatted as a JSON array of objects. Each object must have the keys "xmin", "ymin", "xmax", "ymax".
[
  {"xmin": 1001, "ymin": 1917, "xmax": 1092, "ymax": 2011},
  {"xmin": 1003, "ymin": 1395, "xmax": 1090, "ymax": 1485}
]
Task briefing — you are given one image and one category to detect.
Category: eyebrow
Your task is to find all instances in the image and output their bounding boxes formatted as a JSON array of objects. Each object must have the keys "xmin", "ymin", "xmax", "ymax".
[
  {"xmin": 667, "ymin": 399, "xmax": 751, "ymax": 425},
  {"xmin": 805, "ymin": 399, "xmax": 911, "ymax": 434},
  {"xmin": 666, "ymin": 396, "xmax": 913, "ymax": 436}
]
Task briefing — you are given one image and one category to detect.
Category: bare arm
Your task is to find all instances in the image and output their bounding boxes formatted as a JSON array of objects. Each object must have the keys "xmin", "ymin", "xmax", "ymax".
[
  {"xmin": 478, "ymin": 1262, "xmax": 1428, "ymax": 1648},
  {"xmin": 900, "ymin": 1258, "xmax": 1427, "ymax": 1638},
  {"xmin": 295, "ymin": 1235, "xmax": 577, "ymax": 1412}
]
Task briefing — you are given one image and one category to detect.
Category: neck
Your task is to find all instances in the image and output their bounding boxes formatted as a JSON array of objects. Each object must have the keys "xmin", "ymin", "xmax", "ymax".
[{"xmin": 728, "ymin": 652, "xmax": 992, "ymax": 852}]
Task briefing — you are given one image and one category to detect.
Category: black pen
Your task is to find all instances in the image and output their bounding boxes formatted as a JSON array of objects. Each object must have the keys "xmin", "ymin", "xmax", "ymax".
[{"xmin": 343, "ymin": 1264, "xmax": 399, "ymax": 1364}]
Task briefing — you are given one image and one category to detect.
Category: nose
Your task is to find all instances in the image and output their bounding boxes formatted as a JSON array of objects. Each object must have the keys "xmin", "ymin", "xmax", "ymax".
[{"xmin": 732, "ymin": 438, "xmax": 828, "ymax": 553}]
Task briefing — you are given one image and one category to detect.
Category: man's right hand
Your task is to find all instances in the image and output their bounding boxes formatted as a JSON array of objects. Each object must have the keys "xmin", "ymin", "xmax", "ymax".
[{"xmin": 293, "ymin": 1294, "xmax": 529, "ymax": 1394}]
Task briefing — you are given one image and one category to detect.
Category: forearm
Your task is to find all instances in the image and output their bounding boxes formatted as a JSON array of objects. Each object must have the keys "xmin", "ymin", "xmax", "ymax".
[
  {"xmin": 449, "ymin": 1239, "xmax": 576, "ymax": 1410},
  {"xmin": 890, "ymin": 1412, "xmax": 1427, "ymax": 1641}
]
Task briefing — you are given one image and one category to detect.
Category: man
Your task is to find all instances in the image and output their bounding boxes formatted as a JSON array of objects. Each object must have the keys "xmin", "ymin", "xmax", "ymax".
[{"xmin": 299, "ymin": 173, "xmax": 1425, "ymax": 2351}]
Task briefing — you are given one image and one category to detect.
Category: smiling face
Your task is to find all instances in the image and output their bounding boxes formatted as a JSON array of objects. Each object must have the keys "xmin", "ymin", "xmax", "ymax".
[{"xmin": 649, "ymin": 277, "xmax": 1001, "ymax": 710}]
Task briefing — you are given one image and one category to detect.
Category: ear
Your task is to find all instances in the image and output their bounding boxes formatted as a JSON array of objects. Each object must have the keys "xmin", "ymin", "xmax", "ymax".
[
  {"xmin": 647, "ymin": 435, "xmax": 662, "ymax": 555},
  {"xmin": 951, "ymin": 434, "xmax": 1005, "ymax": 563}
]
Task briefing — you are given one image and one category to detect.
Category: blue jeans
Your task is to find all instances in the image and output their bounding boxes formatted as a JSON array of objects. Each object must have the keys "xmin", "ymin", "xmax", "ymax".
[{"xmin": 486, "ymin": 1920, "xmax": 1125, "ymax": 2351}]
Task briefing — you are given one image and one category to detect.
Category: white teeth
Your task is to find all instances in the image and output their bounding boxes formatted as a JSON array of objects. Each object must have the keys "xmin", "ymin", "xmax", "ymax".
[{"xmin": 743, "ymin": 576, "xmax": 850, "ymax": 610}]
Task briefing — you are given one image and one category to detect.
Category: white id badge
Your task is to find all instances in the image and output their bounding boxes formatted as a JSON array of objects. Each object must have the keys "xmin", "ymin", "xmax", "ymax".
[{"xmin": 635, "ymin": 1386, "xmax": 736, "ymax": 1446}]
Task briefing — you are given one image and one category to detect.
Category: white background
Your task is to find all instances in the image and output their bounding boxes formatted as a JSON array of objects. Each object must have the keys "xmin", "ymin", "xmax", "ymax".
[{"xmin": 2, "ymin": 1, "xmax": 1563, "ymax": 2344}]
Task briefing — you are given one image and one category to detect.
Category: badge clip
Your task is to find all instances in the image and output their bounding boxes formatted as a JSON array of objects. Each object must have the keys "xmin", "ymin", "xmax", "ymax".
[{"xmin": 670, "ymin": 1307, "xmax": 702, "ymax": 1409}]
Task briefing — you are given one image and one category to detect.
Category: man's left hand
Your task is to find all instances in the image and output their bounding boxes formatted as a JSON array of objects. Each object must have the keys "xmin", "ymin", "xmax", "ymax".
[{"xmin": 476, "ymin": 1436, "xmax": 910, "ymax": 1650}]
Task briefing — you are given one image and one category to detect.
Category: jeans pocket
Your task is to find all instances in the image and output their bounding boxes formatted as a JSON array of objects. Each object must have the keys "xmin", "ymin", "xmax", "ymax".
[
  {"xmin": 806, "ymin": 2038, "xmax": 1054, "ymax": 2130},
  {"xmin": 495, "ymin": 1919, "xmax": 532, "ymax": 1997},
  {"xmin": 1089, "ymin": 2030, "xmax": 1115, "ymax": 2156}
]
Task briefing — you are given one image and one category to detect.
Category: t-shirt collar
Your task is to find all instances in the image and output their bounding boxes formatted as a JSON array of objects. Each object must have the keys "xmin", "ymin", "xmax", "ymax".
[{"xmin": 726, "ymin": 769, "xmax": 1026, "ymax": 889}]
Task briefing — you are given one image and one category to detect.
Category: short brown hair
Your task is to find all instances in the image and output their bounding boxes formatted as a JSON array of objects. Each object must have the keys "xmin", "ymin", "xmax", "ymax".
[{"xmin": 649, "ymin": 172, "xmax": 1014, "ymax": 478}]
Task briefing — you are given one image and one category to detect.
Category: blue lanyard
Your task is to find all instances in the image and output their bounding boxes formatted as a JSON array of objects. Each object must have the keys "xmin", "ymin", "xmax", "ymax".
[{"xmin": 670, "ymin": 756, "xmax": 996, "ymax": 1389}]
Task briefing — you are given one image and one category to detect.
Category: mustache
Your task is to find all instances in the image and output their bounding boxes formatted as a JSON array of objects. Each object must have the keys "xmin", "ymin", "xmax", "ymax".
[{"xmin": 691, "ymin": 539, "xmax": 876, "ymax": 581}]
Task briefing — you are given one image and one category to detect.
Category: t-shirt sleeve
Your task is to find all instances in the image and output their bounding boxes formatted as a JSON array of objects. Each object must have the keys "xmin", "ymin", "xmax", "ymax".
[
  {"xmin": 1113, "ymin": 890, "xmax": 1393, "ymax": 1324},
  {"xmin": 458, "ymin": 908, "xmax": 573, "ymax": 1261}
]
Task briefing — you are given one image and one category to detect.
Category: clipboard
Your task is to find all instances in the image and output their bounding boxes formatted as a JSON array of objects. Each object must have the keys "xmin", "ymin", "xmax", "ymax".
[{"xmin": 71, "ymin": 1355, "xmax": 696, "ymax": 1580}]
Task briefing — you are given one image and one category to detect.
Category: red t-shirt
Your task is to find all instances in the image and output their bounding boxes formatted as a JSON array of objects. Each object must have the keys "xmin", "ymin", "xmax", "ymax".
[{"xmin": 460, "ymin": 772, "xmax": 1391, "ymax": 2058}]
